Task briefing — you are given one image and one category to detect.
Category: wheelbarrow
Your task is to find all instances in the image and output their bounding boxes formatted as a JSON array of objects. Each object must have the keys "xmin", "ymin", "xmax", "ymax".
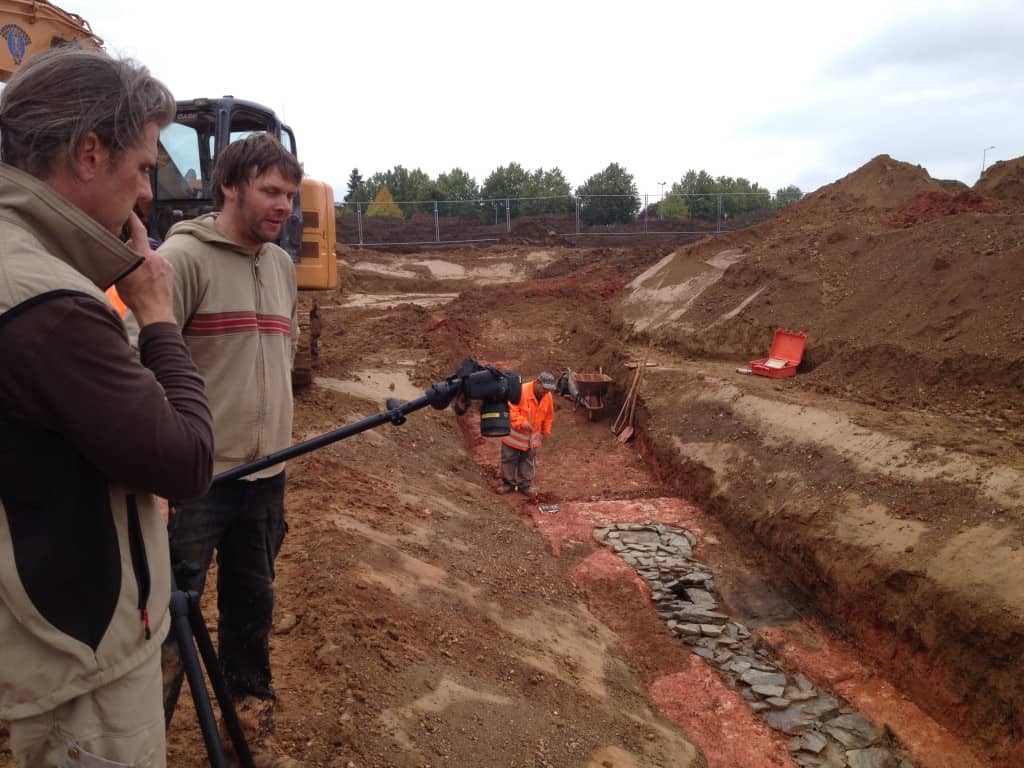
[{"xmin": 564, "ymin": 371, "xmax": 614, "ymax": 421}]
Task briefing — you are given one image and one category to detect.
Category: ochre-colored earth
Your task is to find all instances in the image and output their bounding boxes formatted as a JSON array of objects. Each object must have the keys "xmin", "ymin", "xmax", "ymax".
[{"xmin": 2, "ymin": 154, "xmax": 1023, "ymax": 768}]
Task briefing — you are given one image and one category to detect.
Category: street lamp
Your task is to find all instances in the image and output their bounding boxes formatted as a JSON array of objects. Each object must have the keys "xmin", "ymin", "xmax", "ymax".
[{"xmin": 981, "ymin": 145, "xmax": 996, "ymax": 176}]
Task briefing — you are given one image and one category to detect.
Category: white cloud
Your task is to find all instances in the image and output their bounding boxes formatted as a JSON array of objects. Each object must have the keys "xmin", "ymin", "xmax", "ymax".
[{"xmin": 49, "ymin": 0, "xmax": 1024, "ymax": 197}]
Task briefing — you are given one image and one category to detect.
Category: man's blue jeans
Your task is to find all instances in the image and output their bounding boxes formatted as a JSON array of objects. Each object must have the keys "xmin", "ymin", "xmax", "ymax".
[{"xmin": 165, "ymin": 472, "xmax": 287, "ymax": 703}]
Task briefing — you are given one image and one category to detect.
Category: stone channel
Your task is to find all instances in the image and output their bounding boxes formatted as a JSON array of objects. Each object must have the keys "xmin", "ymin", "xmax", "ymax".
[{"xmin": 594, "ymin": 522, "xmax": 915, "ymax": 768}]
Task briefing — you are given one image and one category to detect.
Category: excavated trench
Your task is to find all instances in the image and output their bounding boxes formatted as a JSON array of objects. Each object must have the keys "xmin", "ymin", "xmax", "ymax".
[{"xmin": 460, "ymin": 392, "xmax": 995, "ymax": 768}]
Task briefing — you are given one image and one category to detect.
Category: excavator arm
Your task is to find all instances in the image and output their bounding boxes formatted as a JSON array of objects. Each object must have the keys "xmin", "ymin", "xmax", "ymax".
[{"xmin": 1, "ymin": 0, "xmax": 102, "ymax": 82}]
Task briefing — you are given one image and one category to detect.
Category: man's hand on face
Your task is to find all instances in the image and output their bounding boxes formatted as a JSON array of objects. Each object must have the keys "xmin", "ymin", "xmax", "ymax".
[{"xmin": 116, "ymin": 212, "xmax": 177, "ymax": 327}]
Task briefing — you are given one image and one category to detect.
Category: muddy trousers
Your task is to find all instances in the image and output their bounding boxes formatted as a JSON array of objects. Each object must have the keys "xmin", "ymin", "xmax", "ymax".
[
  {"xmin": 162, "ymin": 472, "xmax": 287, "ymax": 715},
  {"xmin": 500, "ymin": 443, "xmax": 537, "ymax": 489},
  {"xmin": 9, "ymin": 651, "xmax": 166, "ymax": 768}
]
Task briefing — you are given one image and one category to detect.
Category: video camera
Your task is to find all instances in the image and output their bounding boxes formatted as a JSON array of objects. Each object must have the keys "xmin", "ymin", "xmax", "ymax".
[
  {"xmin": 213, "ymin": 359, "xmax": 522, "ymax": 484},
  {"xmin": 424, "ymin": 358, "xmax": 523, "ymax": 437}
]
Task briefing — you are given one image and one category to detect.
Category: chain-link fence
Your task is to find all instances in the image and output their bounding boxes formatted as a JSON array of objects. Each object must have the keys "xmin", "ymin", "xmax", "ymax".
[{"xmin": 336, "ymin": 192, "xmax": 784, "ymax": 246}]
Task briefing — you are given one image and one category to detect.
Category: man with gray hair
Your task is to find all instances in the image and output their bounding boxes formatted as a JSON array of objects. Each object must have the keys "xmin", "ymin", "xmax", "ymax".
[{"xmin": 0, "ymin": 48, "xmax": 213, "ymax": 767}]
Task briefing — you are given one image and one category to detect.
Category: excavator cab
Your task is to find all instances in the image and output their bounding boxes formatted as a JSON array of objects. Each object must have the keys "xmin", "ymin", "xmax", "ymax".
[{"xmin": 149, "ymin": 97, "xmax": 303, "ymax": 260}]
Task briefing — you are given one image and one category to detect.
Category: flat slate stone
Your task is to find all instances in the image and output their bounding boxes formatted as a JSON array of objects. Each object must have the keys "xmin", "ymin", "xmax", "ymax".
[
  {"xmin": 764, "ymin": 705, "xmax": 820, "ymax": 735},
  {"xmin": 800, "ymin": 695, "xmax": 841, "ymax": 719},
  {"xmin": 700, "ymin": 624, "xmax": 723, "ymax": 637},
  {"xmin": 763, "ymin": 695, "xmax": 840, "ymax": 735},
  {"xmin": 741, "ymin": 670, "xmax": 788, "ymax": 688},
  {"xmin": 825, "ymin": 714, "xmax": 882, "ymax": 749},
  {"xmin": 677, "ymin": 571, "xmax": 714, "ymax": 585},
  {"xmin": 846, "ymin": 747, "xmax": 900, "ymax": 768},
  {"xmin": 685, "ymin": 588, "xmax": 717, "ymax": 605},
  {"xmin": 729, "ymin": 622, "xmax": 752, "ymax": 639},
  {"xmin": 794, "ymin": 673, "xmax": 815, "ymax": 692},
  {"xmin": 725, "ymin": 660, "xmax": 752, "ymax": 674},
  {"xmin": 786, "ymin": 687, "xmax": 819, "ymax": 702},
  {"xmin": 766, "ymin": 697, "xmax": 791, "ymax": 709},
  {"xmin": 677, "ymin": 607, "xmax": 730, "ymax": 624},
  {"xmin": 799, "ymin": 731, "xmax": 829, "ymax": 755},
  {"xmin": 692, "ymin": 647, "xmax": 715, "ymax": 659},
  {"xmin": 752, "ymin": 685, "xmax": 786, "ymax": 698}
]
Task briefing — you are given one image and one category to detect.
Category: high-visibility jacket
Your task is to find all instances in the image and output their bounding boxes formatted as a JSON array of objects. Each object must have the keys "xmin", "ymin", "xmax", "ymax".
[{"xmin": 502, "ymin": 380, "xmax": 554, "ymax": 451}]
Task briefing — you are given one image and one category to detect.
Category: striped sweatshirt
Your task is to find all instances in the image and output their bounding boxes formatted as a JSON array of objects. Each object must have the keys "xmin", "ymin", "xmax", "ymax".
[{"xmin": 155, "ymin": 214, "xmax": 297, "ymax": 479}]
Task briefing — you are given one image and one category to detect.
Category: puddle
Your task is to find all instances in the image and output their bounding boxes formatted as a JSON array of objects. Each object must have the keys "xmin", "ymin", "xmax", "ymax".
[
  {"xmin": 315, "ymin": 370, "xmax": 424, "ymax": 403},
  {"xmin": 333, "ymin": 292, "xmax": 459, "ymax": 309}
]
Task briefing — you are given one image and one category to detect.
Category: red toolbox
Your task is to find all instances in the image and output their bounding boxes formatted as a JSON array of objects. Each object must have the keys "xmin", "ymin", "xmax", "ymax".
[{"xmin": 751, "ymin": 329, "xmax": 807, "ymax": 378}]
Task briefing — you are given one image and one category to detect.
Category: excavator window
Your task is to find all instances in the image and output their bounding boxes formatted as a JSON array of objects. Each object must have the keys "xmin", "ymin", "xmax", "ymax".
[{"xmin": 157, "ymin": 122, "xmax": 204, "ymax": 200}]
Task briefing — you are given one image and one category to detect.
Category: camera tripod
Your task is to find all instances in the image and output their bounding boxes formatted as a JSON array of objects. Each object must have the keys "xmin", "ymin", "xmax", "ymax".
[{"xmin": 164, "ymin": 360, "xmax": 519, "ymax": 766}]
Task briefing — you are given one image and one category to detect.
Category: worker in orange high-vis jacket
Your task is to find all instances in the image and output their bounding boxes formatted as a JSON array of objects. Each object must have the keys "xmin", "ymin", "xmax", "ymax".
[{"xmin": 499, "ymin": 371, "xmax": 557, "ymax": 496}]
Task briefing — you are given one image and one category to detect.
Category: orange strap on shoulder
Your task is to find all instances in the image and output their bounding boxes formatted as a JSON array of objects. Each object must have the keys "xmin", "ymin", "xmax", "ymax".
[{"xmin": 106, "ymin": 286, "xmax": 128, "ymax": 318}]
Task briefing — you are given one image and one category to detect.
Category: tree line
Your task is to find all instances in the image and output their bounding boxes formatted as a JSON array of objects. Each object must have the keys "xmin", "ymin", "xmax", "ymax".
[{"xmin": 341, "ymin": 163, "xmax": 803, "ymax": 225}]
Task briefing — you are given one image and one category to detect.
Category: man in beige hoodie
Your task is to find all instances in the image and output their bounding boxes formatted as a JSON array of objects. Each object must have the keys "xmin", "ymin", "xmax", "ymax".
[{"xmin": 152, "ymin": 133, "xmax": 302, "ymax": 762}]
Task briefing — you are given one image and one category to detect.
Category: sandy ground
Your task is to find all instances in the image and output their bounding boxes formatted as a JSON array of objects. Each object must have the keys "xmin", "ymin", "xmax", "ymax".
[{"xmin": 2, "ymin": 157, "xmax": 1022, "ymax": 767}]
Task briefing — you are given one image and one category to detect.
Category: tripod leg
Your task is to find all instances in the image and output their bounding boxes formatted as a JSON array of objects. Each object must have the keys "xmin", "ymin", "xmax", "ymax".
[
  {"xmin": 169, "ymin": 589, "xmax": 230, "ymax": 768},
  {"xmin": 189, "ymin": 596, "xmax": 256, "ymax": 768},
  {"xmin": 163, "ymin": 639, "xmax": 186, "ymax": 730}
]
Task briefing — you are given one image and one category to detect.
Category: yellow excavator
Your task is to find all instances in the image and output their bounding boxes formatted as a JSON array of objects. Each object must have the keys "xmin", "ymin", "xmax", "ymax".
[
  {"xmin": 1, "ymin": 0, "xmax": 338, "ymax": 388},
  {"xmin": 0, "ymin": 0, "xmax": 101, "ymax": 79}
]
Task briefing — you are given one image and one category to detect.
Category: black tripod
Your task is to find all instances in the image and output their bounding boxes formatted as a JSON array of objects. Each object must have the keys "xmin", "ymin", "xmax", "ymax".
[
  {"xmin": 165, "ymin": 564, "xmax": 256, "ymax": 768},
  {"xmin": 163, "ymin": 364, "xmax": 489, "ymax": 766}
]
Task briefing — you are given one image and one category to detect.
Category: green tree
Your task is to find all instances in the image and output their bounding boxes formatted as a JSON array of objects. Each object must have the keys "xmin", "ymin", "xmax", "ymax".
[
  {"xmin": 677, "ymin": 170, "xmax": 717, "ymax": 220},
  {"xmin": 576, "ymin": 163, "xmax": 639, "ymax": 226},
  {"xmin": 660, "ymin": 192, "xmax": 689, "ymax": 220},
  {"xmin": 436, "ymin": 167, "xmax": 481, "ymax": 219},
  {"xmin": 774, "ymin": 185, "xmax": 803, "ymax": 209},
  {"xmin": 521, "ymin": 167, "xmax": 574, "ymax": 216},
  {"xmin": 367, "ymin": 166, "xmax": 436, "ymax": 216},
  {"xmin": 481, "ymin": 162, "xmax": 531, "ymax": 220},
  {"xmin": 343, "ymin": 168, "xmax": 370, "ymax": 206}
]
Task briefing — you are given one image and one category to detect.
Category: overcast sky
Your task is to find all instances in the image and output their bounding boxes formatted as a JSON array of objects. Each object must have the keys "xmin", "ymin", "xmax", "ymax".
[{"xmin": 64, "ymin": 0, "xmax": 1023, "ymax": 200}]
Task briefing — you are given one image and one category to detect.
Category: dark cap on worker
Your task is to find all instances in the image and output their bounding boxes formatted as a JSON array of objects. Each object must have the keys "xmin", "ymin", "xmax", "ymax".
[{"xmin": 537, "ymin": 371, "xmax": 557, "ymax": 391}]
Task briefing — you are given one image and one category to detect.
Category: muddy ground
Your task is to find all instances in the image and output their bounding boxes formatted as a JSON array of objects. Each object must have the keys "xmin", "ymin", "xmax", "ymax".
[{"xmin": 2, "ymin": 156, "xmax": 1022, "ymax": 768}]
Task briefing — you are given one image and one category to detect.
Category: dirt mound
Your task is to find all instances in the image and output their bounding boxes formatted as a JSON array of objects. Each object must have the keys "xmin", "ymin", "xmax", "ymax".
[
  {"xmin": 974, "ymin": 157, "xmax": 1024, "ymax": 206},
  {"xmin": 886, "ymin": 189, "xmax": 1002, "ymax": 228},
  {"xmin": 507, "ymin": 215, "xmax": 568, "ymax": 245},
  {"xmin": 619, "ymin": 154, "xmax": 1024, "ymax": 419},
  {"xmin": 798, "ymin": 154, "xmax": 943, "ymax": 214}
]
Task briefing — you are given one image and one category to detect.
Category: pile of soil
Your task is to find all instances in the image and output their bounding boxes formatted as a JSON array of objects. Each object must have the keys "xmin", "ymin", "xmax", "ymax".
[
  {"xmin": 798, "ymin": 154, "xmax": 942, "ymax": 213},
  {"xmin": 626, "ymin": 153, "xmax": 1024, "ymax": 425},
  {"xmin": 974, "ymin": 157, "xmax": 1024, "ymax": 207},
  {"xmin": 886, "ymin": 189, "xmax": 1002, "ymax": 228}
]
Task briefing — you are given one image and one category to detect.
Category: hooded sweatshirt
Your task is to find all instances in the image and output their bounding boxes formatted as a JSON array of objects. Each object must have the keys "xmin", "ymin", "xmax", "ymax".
[
  {"xmin": 156, "ymin": 214, "xmax": 298, "ymax": 479},
  {"xmin": 0, "ymin": 163, "xmax": 213, "ymax": 719}
]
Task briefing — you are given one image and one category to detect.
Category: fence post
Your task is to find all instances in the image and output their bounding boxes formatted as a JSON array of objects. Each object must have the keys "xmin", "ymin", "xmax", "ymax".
[
  {"xmin": 357, "ymin": 202, "xmax": 363, "ymax": 246},
  {"xmin": 643, "ymin": 193, "xmax": 648, "ymax": 233},
  {"xmin": 433, "ymin": 201, "xmax": 440, "ymax": 243},
  {"xmin": 716, "ymin": 194, "xmax": 722, "ymax": 233},
  {"xmin": 505, "ymin": 198, "xmax": 511, "ymax": 233},
  {"xmin": 575, "ymin": 197, "xmax": 581, "ymax": 234}
]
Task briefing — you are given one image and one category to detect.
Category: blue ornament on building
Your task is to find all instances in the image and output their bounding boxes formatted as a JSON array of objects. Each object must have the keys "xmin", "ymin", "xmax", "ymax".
[{"xmin": 2, "ymin": 24, "xmax": 32, "ymax": 66}]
